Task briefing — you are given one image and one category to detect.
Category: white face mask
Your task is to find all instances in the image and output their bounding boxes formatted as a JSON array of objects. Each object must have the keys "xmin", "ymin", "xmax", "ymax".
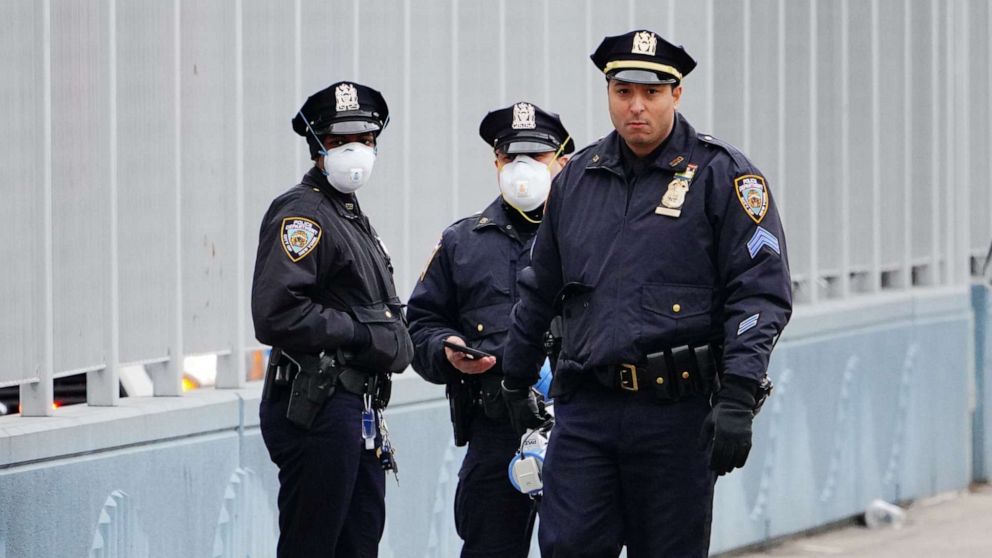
[
  {"xmin": 498, "ymin": 155, "xmax": 552, "ymax": 212},
  {"xmin": 322, "ymin": 143, "xmax": 376, "ymax": 194}
]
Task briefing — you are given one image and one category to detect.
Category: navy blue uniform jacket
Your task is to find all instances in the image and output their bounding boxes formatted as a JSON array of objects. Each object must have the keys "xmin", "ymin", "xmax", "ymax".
[
  {"xmin": 251, "ymin": 167, "xmax": 413, "ymax": 372},
  {"xmin": 503, "ymin": 113, "xmax": 792, "ymax": 385},
  {"xmin": 407, "ymin": 199, "xmax": 536, "ymax": 384}
]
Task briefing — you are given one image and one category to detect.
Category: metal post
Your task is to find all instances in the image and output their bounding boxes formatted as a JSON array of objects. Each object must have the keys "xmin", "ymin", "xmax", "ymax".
[{"xmin": 21, "ymin": 0, "xmax": 55, "ymax": 416}]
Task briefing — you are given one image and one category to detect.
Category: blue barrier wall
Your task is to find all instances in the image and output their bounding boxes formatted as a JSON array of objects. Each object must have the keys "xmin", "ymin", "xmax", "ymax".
[
  {"xmin": 0, "ymin": 286, "xmax": 975, "ymax": 557},
  {"xmin": 974, "ymin": 283, "xmax": 991, "ymax": 482}
]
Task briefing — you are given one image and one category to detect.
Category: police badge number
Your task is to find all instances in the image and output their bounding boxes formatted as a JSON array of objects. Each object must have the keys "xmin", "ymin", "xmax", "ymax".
[
  {"xmin": 281, "ymin": 217, "xmax": 322, "ymax": 262},
  {"xmin": 734, "ymin": 175, "xmax": 770, "ymax": 224}
]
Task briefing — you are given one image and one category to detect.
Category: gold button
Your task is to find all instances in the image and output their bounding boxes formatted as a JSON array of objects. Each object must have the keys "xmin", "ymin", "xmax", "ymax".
[
  {"xmin": 477, "ymin": 323, "xmax": 484, "ymax": 332},
  {"xmin": 385, "ymin": 311, "xmax": 392, "ymax": 318},
  {"xmin": 672, "ymin": 303, "xmax": 681, "ymax": 313},
  {"xmin": 656, "ymin": 377, "xmax": 665, "ymax": 385},
  {"xmin": 681, "ymin": 371, "xmax": 690, "ymax": 380}
]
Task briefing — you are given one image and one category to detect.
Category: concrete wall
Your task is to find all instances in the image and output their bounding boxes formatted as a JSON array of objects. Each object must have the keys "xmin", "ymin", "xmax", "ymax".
[{"xmin": 0, "ymin": 286, "xmax": 974, "ymax": 557}]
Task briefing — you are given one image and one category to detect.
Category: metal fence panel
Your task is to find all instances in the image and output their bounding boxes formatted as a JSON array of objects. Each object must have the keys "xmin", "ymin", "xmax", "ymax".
[
  {"xmin": 748, "ymin": 0, "xmax": 784, "ymax": 218},
  {"xmin": 909, "ymin": 2, "xmax": 936, "ymax": 269},
  {"xmin": 243, "ymin": 0, "xmax": 298, "ymax": 348},
  {"xmin": 783, "ymin": 0, "xmax": 814, "ymax": 301},
  {"xmin": 0, "ymin": 0, "xmax": 46, "ymax": 387},
  {"xmin": 878, "ymin": 0, "xmax": 908, "ymax": 279},
  {"xmin": 969, "ymin": 1, "xmax": 991, "ymax": 265},
  {"xmin": 179, "ymin": 0, "xmax": 237, "ymax": 356},
  {"xmin": 51, "ymin": 0, "xmax": 111, "ymax": 374},
  {"xmin": 454, "ymin": 1, "xmax": 507, "ymax": 224},
  {"xmin": 711, "ymin": 0, "xmax": 745, "ymax": 150},
  {"xmin": 847, "ymin": 0, "xmax": 876, "ymax": 285},
  {"xmin": 116, "ymin": 0, "xmax": 177, "ymax": 364},
  {"xmin": 814, "ymin": 1, "xmax": 843, "ymax": 294}
]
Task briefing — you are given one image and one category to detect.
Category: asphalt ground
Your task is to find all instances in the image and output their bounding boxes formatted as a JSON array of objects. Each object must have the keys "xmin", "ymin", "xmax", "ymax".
[{"xmin": 726, "ymin": 484, "xmax": 992, "ymax": 558}]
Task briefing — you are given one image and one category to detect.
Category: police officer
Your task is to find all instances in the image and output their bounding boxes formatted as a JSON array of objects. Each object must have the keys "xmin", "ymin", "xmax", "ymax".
[
  {"xmin": 252, "ymin": 81, "xmax": 413, "ymax": 558},
  {"xmin": 500, "ymin": 31, "xmax": 793, "ymax": 557},
  {"xmin": 407, "ymin": 102, "xmax": 573, "ymax": 557}
]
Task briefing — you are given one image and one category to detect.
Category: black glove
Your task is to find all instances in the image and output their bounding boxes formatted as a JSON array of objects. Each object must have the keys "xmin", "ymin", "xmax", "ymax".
[
  {"xmin": 699, "ymin": 374, "xmax": 759, "ymax": 475},
  {"xmin": 501, "ymin": 380, "xmax": 549, "ymax": 437},
  {"xmin": 348, "ymin": 322, "xmax": 414, "ymax": 373}
]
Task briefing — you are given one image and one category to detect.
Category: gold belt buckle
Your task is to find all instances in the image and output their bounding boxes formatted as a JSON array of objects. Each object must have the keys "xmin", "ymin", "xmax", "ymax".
[{"xmin": 619, "ymin": 363, "xmax": 639, "ymax": 392}]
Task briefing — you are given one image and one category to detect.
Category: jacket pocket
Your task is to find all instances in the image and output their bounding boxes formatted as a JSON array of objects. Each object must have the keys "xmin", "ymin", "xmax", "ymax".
[
  {"xmin": 350, "ymin": 301, "xmax": 414, "ymax": 373},
  {"xmin": 640, "ymin": 283, "xmax": 714, "ymax": 347},
  {"xmin": 559, "ymin": 282, "xmax": 595, "ymax": 362},
  {"xmin": 459, "ymin": 301, "xmax": 513, "ymax": 342}
]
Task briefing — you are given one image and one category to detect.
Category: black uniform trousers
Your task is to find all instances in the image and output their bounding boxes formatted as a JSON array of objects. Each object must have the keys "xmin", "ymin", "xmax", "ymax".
[
  {"xmin": 538, "ymin": 385, "xmax": 715, "ymax": 558},
  {"xmin": 260, "ymin": 389, "xmax": 385, "ymax": 558},
  {"xmin": 455, "ymin": 415, "xmax": 534, "ymax": 558}
]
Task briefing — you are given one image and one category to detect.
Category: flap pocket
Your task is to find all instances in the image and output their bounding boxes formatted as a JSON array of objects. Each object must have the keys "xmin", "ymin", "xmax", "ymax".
[
  {"xmin": 459, "ymin": 301, "xmax": 513, "ymax": 339},
  {"xmin": 352, "ymin": 302, "xmax": 403, "ymax": 324},
  {"xmin": 642, "ymin": 283, "xmax": 712, "ymax": 318}
]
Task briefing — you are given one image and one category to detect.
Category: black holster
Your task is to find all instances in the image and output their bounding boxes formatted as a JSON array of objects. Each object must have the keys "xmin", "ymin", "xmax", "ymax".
[
  {"xmin": 447, "ymin": 378, "xmax": 475, "ymax": 447},
  {"xmin": 285, "ymin": 352, "xmax": 343, "ymax": 430}
]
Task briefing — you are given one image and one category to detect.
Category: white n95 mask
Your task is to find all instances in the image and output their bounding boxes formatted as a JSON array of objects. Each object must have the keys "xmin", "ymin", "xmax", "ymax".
[
  {"xmin": 498, "ymin": 155, "xmax": 552, "ymax": 212},
  {"xmin": 322, "ymin": 143, "xmax": 376, "ymax": 193}
]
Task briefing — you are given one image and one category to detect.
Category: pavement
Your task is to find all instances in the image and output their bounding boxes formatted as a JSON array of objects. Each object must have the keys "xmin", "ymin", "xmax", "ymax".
[{"xmin": 728, "ymin": 484, "xmax": 992, "ymax": 558}]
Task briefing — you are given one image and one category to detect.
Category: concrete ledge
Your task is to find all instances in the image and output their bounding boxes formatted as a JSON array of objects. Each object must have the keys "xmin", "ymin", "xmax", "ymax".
[
  {"xmin": 785, "ymin": 285, "xmax": 971, "ymax": 342},
  {"xmin": 0, "ymin": 387, "xmax": 255, "ymax": 468}
]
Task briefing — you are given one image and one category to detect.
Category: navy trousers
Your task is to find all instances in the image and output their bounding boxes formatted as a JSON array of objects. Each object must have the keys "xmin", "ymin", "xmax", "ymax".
[
  {"xmin": 538, "ymin": 387, "xmax": 715, "ymax": 558},
  {"xmin": 260, "ymin": 390, "xmax": 385, "ymax": 558},
  {"xmin": 455, "ymin": 415, "xmax": 535, "ymax": 558}
]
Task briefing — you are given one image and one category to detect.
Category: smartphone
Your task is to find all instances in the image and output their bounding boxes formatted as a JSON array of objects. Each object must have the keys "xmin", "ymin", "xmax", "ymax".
[{"xmin": 442, "ymin": 340, "xmax": 494, "ymax": 360}]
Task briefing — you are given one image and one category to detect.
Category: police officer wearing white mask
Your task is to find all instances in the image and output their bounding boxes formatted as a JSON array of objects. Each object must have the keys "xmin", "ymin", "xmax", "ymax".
[
  {"xmin": 252, "ymin": 81, "xmax": 413, "ymax": 558},
  {"xmin": 407, "ymin": 102, "xmax": 572, "ymax": 557}
]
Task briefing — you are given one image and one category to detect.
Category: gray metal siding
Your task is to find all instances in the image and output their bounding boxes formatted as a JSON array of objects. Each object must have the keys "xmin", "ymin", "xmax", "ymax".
[{"xmin": 0, "ymin": 0, "xmax": 987, "ymax": 395}]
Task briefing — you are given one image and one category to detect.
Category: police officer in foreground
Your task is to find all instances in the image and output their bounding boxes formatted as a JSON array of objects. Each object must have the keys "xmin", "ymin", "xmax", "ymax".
[
  {"xmin": 407, "ymin": 102, "xmax": 572, "ymax": 557},
  {"xmin": 500, "ymin": 31, "xmax": 793, "ymax": 557},
  {"xmin": 252, "ymin": 81, "xmax": 413, "ymax": 558}
]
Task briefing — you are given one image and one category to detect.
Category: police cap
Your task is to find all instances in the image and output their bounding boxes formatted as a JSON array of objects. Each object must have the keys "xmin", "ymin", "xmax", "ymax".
[
  {"xmin": 478, "ymin": 102, "xmax": 574, "ymax": 156},
  {"xmin": 590, "ymin": 30, "xmax": 696, "ymax": 86},
  {"xmin": 292, "ymin": 81, "xmax": 389, "ymax": 156}
]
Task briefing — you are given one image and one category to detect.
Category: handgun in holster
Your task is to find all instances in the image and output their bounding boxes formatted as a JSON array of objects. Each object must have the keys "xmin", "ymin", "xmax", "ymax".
[{"xmin": 286, "ymin": 352, "xmax": 342, "ymax": 430}]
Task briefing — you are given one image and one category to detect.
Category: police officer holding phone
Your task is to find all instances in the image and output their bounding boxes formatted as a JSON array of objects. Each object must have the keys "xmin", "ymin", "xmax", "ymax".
[
  {"xmin": 501, "ymin": 31, "xmax": 793, "ymax": 556},
  {"xmin": 252, "ymin": 81, "xmax": 413, "ymax": 558},
  {"xmin": 407, "ymin": 102, "xmax": 572, "ymax": 558}
]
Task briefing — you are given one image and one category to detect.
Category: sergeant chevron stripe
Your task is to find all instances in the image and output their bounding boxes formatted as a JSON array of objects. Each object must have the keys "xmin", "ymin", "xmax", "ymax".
[
  {"xmin": 747, "ymin": 226, "xmax": 781, "ymax": 259},
  {"xmin": 737, "ymin": 313, "xmax": 760, "ymax": 336}
]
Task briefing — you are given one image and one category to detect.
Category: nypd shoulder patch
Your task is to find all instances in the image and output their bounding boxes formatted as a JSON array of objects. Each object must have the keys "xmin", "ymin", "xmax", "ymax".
[
  {"xmin": 734, "ymin": 174, "xmax": 769, "ymax": 224},
  {"xmin": 281, "ymin": 217, "xmax": 321, "ymax": 262}
]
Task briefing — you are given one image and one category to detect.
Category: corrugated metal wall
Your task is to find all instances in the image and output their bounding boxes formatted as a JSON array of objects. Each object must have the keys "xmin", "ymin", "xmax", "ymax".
[{"xmin": 1, "ymin": 0, "xmax": 989, "ymax": 409}]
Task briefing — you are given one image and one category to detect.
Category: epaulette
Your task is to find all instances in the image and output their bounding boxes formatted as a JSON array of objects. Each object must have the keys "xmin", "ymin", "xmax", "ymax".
[{"xmin": 697, "ymin": 133, "xmax": 750, "ymax": 170}]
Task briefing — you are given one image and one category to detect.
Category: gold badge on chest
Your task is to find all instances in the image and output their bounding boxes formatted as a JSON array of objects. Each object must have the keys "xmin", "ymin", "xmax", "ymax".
[{"xmin": 655, "ymin": 164, "xmax": 697, "ymax": 218}]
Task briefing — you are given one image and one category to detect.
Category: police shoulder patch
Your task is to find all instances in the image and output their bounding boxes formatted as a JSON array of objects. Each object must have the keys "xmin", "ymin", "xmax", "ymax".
[
  {"xmin": 734, "ymin": 174, "xmax": 769, "ymax": 224},
  {"xmin": 281, "ymin": 217, "xmax": 321, "ymax": 262}
]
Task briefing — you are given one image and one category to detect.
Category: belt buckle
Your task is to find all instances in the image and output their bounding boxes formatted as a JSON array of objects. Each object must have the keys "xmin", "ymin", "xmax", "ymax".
[{"xmin": 619, "ymin": 363, "xmax": 639, "ymax": 392}]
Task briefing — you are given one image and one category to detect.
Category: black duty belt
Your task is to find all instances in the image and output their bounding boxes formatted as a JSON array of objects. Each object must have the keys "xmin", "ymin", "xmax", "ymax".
[
  {"xmin": 269, "ymin": 348, "xmax": 387, "ymax": 398},
  {"xmin": 590, "ymin": 343, "xmax": 720, "ymax": 400}
]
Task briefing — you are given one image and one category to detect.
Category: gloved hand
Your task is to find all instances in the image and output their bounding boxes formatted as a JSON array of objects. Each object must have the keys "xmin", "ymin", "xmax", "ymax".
[
  {"xmin": 501, "ymin": 380, "xmax": 549, "ymax": 437},
  {"xmin": 699, "ymin": 374, "xmax": 759, "ymax": 475}
]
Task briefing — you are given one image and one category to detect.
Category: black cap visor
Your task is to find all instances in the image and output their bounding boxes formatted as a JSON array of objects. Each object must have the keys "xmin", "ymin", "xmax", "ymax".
[
  {"xmin": 607, "ymin": 68, "xmax": 678, "ymax": 85},
  {"xmin": 495, "ymin": 131, "xmax": 562, "ymax": 155}
]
